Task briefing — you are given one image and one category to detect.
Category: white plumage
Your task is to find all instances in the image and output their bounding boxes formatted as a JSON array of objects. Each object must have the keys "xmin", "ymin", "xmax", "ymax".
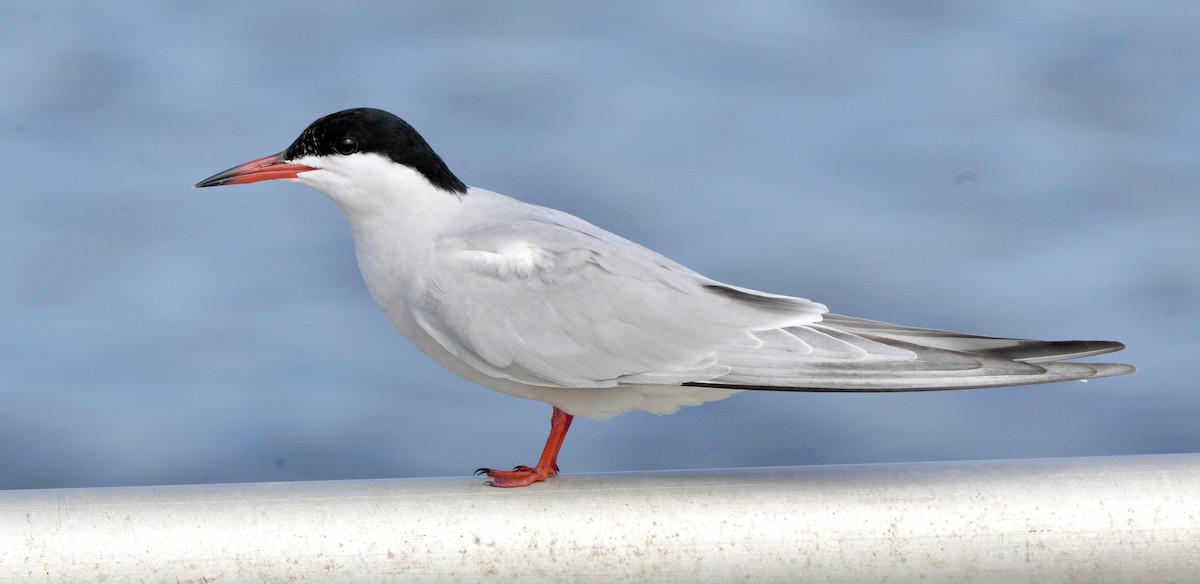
[
  {"xmin": 195, "ymin": 108, "xmax": 1132, "ymax": 485},
  {"xmin": 283, "ymin": 152, "xmax": 1130, "ymax": 420}
]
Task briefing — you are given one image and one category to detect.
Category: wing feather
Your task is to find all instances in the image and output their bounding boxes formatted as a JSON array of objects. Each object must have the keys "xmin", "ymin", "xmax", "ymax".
[
  {"xmin": 412, "ymin": 215, "xmax": 825, "ymax": 388},
  {"xmin": 410, "ymin": 198, "xmax": 1131, "ymax": 397}
]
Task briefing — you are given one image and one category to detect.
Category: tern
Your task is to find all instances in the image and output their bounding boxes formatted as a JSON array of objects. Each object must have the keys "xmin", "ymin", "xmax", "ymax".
[{"xmin": 195, "ymin": 108, "xmax": 1133, "ymax": 487}]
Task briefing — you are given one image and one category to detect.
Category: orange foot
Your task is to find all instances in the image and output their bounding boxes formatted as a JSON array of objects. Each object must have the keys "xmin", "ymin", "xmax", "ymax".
[
  {"xmin": 474, "ymin": 463, "xmax": 560, "ymax": 488},
  {"xmin": 474, "ymin": 407, "xmax": 573, "ymax": 488}
]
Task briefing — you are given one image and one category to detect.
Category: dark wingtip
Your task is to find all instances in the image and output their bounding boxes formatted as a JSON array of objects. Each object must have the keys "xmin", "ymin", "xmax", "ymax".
[{"xmin": 1089, "ymin": 363, "xmax": 1136, "ymax": 378}]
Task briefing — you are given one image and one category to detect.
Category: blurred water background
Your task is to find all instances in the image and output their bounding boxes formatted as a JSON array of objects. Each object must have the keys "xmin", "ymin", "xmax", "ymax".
[{"xmin": 1, "ymin": 1, "xmax": 1196, "ymax": 489}]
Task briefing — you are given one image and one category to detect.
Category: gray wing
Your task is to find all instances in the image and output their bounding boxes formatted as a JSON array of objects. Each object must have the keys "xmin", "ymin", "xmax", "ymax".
[
  {"xmin": 411, "ymin": 215, "xmax": 827, "ymax": 389},
  {"xmin": 413, "ymin": 208, "xmax": 1132, "ymax": 392},
  {"xmin": 690, "ymin": 315, "xmax": 1133, "ymax": 392}
]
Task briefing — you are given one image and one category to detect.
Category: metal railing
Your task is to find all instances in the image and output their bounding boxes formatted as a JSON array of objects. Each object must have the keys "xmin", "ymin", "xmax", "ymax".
[{"xmin": 2, "ymin": 453, "xmax": 1197, "ymax": 583}]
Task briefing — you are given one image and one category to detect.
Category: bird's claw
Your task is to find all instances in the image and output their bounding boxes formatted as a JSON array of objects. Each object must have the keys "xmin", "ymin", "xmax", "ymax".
[{"xmin": 473, "ymin": 464, "xmax": 558, "ymax": 487}]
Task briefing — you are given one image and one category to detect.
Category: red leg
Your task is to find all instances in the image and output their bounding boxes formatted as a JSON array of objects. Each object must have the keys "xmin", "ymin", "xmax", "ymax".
[{"xmin": 475, "ymin": 407, "xmax": 574, "ymax": 488}]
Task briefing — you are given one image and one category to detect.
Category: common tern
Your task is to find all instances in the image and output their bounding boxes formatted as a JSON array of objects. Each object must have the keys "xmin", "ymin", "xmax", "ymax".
[{"xmin": 195, "ymin": 108, "xmax": 1133, "ymax": 487}]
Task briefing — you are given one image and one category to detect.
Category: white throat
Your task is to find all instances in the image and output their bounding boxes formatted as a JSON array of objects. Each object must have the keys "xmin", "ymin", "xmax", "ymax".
[{"xmin": 288, "ymin": 152, "xmax": 465, "ymax": 326}]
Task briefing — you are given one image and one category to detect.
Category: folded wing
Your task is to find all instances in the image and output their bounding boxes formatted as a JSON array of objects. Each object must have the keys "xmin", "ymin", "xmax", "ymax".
[
  {"xmin": 413, "ymin": 204, "xmax": 1132, "ymax": 393},
  {"xmin": 690, "ymin": 316, "xmax": 1132, "ymax": 392},
  {"xmin": 413, "ymin": 213, "xmax": 826, "ymax": 389}
]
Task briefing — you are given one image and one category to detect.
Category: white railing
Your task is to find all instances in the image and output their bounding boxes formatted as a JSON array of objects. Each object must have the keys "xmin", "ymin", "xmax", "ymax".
[{"xmin": 1, "ymin": 454, "xmax": 1197, "ymax": 583}]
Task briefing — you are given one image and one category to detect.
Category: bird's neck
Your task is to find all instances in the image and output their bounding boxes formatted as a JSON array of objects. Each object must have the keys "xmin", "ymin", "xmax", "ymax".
[{"xmin": 335, "ymin": 186, "xmax": 464, "ymax": 330}]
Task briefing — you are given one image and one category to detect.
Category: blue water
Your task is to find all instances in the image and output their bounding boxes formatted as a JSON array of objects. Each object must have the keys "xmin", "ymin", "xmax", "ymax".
[{"xmin": 1, "ymin": 1, "xmax": 1196, "ymax": 488}]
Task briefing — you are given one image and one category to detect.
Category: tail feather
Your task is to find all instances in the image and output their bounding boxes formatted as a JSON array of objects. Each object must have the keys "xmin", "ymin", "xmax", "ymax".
[
  {"xmin": 685, "ymin": 314, "xmax": 1134, "ymax": 393},
  {"xmin": 822, "ymin": 314, "xmax": 1126, "ymax": 363}
]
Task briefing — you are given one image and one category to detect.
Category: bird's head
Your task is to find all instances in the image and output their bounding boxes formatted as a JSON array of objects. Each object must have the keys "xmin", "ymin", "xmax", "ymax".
[{"xmin": 194, "ymin": 108, "xmax": 467, "ymax": 208}]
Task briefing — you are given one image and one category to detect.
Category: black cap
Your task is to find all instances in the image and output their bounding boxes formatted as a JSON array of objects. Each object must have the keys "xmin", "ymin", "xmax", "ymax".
[{"xmin": 284, "ymin": 108, "xmax": 467, "ymax": 195}]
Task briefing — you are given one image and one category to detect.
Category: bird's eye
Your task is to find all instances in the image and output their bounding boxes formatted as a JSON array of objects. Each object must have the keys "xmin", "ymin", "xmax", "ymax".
[{"xmin": 335, "ymin": 137, "xmax": 358, "ymax": 155}]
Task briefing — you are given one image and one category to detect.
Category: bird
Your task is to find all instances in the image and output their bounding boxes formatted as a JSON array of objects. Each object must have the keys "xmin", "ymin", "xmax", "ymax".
[{"xmin": 194, "ymin": 107, "xmax": 1133, "ymax": 487}]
